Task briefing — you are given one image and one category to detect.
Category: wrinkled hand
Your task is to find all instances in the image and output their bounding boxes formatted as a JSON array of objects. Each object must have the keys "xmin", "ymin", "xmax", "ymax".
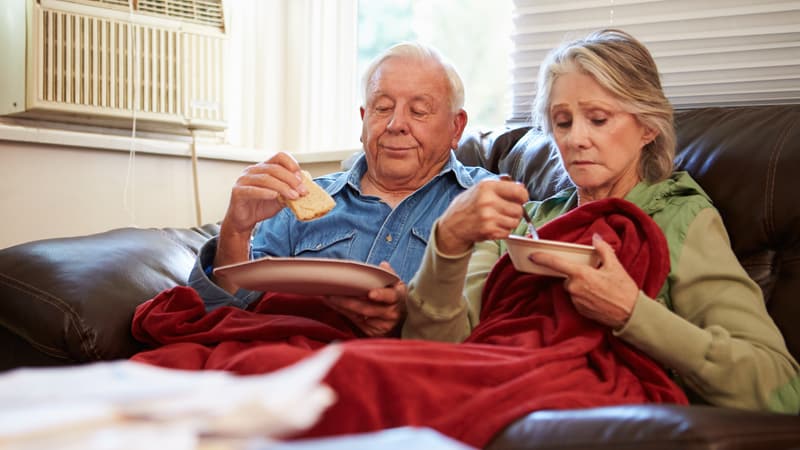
[
  {"xmin": 213, "ymin": 152, "xmax": 310, "ymax": 294},
  {"xmin": 529, "ymin": 234, "xmax": 639, "ymax": 329},
  {"xmin": 221, "ymin": 152, "xmax": 308, "ymax": 236},
  {"xmin": 436, "ymin": 177, "xmax": 530, "ymax": 255},
  {"xmin": 321, "ymin": 262, "xmax": 407, "ymax": 337}
]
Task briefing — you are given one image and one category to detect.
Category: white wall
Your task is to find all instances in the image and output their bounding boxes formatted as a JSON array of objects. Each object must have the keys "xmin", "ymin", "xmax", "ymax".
[{"xmin": 0, "ymin": 140, "xmax": 342, "ymax": 249}]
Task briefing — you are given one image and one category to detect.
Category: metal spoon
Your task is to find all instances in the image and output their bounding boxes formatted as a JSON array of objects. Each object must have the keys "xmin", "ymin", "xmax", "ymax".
[
  {"xmin": 520, "ymin": 206, "xmax": 540, "ymax": 240},
  {"xmin": 499, "ymin": 174, "xmax": 539, "ymax": 239}
]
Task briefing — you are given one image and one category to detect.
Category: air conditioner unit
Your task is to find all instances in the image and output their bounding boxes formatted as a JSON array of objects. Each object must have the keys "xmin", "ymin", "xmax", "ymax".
[{"xmin": 0, "ymin": 0, "xmax": 227, "ymax": 134}]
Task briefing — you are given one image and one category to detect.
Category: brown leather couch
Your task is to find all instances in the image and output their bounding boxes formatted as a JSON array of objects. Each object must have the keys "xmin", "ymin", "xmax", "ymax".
[{"xmin": 1, "ymin": 105, "xmax": 799, "ymax": 449}]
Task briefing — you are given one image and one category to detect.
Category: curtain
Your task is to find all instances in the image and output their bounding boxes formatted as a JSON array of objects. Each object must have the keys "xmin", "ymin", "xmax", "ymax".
[
  {"xmin": 224, "ymin": 0, "xmax": 360, "ymax": 153},
  {"xmin": 509, "ymin": 0, "xmax": 800, "ymax": 124}
]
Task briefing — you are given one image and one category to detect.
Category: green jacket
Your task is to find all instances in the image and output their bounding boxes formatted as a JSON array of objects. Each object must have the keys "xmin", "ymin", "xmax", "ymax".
[{"xmin": 404, "ymin": 172, "xmax": 800, "ymax": 413}]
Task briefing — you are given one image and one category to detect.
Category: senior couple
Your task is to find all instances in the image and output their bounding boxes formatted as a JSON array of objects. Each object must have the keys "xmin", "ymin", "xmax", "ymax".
[{"xmin": 156, "ymin": 29, "xmax": 798, "ymax": 422}]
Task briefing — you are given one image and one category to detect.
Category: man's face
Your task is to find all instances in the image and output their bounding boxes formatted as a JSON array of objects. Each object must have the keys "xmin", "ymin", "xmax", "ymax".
[{"xmin": 360, "ymin": 56, "xmax": 467, "ymax": 191}]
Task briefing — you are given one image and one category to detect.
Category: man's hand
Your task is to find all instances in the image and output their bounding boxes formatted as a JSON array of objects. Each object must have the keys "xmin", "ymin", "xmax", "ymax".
[
  {"xmin": 529, "ymin": 234, "xmax": 639, "ymax": 329},
  {"xmin": 213, "ymin": 152, "xmax": 309, "ymax": 293},
  {"xmin": 322, "ymin": 262, "xmax": 407, "ymax": 337},
  {"xmin": 435, "ymin": 177, "xmax": 530, "ymax": 255},
  {"xmin": 222, "ymin": 152, "xmax": 309, "ymax": 237}
]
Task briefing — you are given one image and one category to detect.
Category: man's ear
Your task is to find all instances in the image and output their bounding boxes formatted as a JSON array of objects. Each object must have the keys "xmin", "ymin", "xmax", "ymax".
[
  {"xmin": 450, "ymin": 109, "xmax": 468, "ymax": 149},
  {"xmin": 359, "ymin": 107, "xmax": 366, "ymax": 144}
]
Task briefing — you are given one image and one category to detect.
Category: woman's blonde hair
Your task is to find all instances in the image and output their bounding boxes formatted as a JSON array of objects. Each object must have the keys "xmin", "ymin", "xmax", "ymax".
[{"xmin": 532, "ymin": 29, "xmax": 675, "ymax": 182}]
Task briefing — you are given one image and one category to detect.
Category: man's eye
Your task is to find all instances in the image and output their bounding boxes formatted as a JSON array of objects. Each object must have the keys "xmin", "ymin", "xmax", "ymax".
[
  {"xmin": 375, "ymin": 106, "xmax": 392, "ymax": 113},
  {"xmin": 412, "ymin": 109, "xmax": 429, "ymax": 117}
]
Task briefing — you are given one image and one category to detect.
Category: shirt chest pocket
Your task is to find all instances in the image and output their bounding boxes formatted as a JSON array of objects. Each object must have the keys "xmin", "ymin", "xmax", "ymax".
[
  {"xmin": 399, "ymin": 226, "xmax": 431, "ymax": 276},
  {"xmin": 409, "ymin": 226, "xmax": 430, "ymax": 249},
  {"xmin": 294, "ymin": 230, "xmax": 356, "ymax": 259}
]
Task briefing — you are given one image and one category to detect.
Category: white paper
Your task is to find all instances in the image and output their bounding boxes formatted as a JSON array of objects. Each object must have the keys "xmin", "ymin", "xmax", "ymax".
[{"xmin": 0, "ymin": 345, "xmax": 342, "ymax": 449}]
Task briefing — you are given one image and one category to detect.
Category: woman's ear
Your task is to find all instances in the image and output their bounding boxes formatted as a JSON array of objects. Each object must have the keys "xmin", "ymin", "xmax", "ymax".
[{"xmin": 642, "ymin": 126, "xmax": 659, "ymax": 146}]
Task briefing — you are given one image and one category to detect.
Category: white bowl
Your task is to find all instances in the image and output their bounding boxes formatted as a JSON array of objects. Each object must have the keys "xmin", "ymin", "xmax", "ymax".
[{"xmin": 505, "ymin": 235, "xmax": 599, "ymax": 277}]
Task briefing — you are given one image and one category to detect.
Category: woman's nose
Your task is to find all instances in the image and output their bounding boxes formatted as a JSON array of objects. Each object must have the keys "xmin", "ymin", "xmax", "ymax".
[{"xmin": 567, "ymin": 119, "xmax": 591, "ymax": 147}]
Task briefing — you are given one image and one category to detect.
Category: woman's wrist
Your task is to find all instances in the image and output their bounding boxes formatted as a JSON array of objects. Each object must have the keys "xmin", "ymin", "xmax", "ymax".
[{"xmin": 434, "ymin": 222, "xmax": 473, "ymax": 256}]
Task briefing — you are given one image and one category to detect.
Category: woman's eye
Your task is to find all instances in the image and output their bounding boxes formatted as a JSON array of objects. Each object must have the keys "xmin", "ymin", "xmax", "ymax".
[
  {"xmin": 555, "ymin": 120, "xmax": 571, "ymax": 129},
  {"xmin": 591, "ymin": 118, "xmax": 608, "ymax": 125}
]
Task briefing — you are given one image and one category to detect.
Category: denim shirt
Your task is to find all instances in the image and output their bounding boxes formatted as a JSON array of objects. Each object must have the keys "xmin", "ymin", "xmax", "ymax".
[{"xmin": 188, "ymin": 151, "xmax": 494, "ymax": 311}]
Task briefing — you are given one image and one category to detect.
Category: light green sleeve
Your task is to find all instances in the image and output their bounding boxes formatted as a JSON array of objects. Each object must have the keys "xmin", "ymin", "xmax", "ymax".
[
  {"xmin": 402, "ymin": 220, "xmax": 503, "ymax": 342},
  {"xmin": 615, "ymin": 208, "xmax": 800, "ymax": 413}
]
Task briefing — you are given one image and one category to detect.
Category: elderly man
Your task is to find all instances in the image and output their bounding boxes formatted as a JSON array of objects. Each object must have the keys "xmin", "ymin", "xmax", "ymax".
[{"xmin": 188, "ymin": 42, "xmax": 494, "ymax": 336}]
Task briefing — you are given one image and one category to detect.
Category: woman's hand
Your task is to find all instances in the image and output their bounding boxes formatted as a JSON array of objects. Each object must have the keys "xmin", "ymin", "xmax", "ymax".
[
  {"xmin": 322, "ymin": 262, "xmax": 407, "ymax": 337},
  {"xmin": 529, "ymin": 234, "xmax": 639, "ymax": 328},
  {"xmin": 436, "ymin": 177, "xmax": 530, "ymax": 255}
]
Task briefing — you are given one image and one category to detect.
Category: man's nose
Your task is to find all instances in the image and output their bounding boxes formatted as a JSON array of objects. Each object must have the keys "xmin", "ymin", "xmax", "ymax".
[{"xmin": 387, "ymin": 109, "xmax": 410, "ymax": 133}]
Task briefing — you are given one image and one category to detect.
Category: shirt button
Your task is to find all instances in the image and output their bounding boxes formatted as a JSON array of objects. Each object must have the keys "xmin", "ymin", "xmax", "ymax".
[{"xmin": 385, "ymin": 234, "xmax": 393, "ymax": 242}]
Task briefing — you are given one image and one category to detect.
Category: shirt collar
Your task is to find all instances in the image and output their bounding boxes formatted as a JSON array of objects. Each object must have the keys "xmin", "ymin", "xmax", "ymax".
[{"xmin": 329, "ymin": 150, "xmax": 475, "ymax": 196}]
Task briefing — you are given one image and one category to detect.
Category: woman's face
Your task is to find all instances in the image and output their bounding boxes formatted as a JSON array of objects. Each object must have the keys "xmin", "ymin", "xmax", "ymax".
[{"xmin": 549, "ymin": 71, "xmax": 656, "ymax": 203}]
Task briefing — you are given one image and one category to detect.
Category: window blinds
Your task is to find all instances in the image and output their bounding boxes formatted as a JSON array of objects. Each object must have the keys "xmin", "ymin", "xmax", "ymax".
[{"xmin": 509, "ymin": 0, "xmax": 800, "ymax": 124}]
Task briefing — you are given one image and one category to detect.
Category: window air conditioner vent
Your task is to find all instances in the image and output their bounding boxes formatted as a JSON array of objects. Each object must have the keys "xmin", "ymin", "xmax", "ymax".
[
  {"xmin": 138, "ymin": 0, "xmax": 225, "ymax": 29},
  {"xmin": 60, "ymin": 0, "xmax": 225, "ymax": 30},
  {"xmin": 0, "ymin": 0, "xmax": 227, "ymax": 134},
  {"xmin": 65, "ymin": 0, "xmax": 129, "ymax": 12}
]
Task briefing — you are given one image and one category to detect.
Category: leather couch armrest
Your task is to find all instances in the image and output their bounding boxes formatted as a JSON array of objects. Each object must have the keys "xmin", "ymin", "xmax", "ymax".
[
  {"xmin": 485, "ymin": 404, "xmax": 800, "ymax": 450},
  {"xmin": 0, "ymin": 225, "xmax": 218, "ymax": 369}
]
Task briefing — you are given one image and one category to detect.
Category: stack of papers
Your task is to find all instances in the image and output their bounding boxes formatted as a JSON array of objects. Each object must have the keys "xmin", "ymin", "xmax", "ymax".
[{"xmin": 0, "ymin": 346, "xmax": 342, "ymax": 450}]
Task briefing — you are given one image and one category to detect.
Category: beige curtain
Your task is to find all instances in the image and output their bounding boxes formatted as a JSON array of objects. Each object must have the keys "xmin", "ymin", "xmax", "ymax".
[{"xmin": 224, "ymin": 0, "xmax": 360, "ymax": 153}]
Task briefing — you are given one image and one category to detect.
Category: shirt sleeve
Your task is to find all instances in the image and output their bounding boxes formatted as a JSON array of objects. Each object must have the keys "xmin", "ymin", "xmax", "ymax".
[
  {"xmin": 403, "ymin": 220, "xmax": 503, "ymax": 342},
  {"xmin": 250, "ymin": 209, "xmax": 298, "ymax": 259},
  {"xmin": 614, "ymin": 208, "xmax": 800, "ymax": 413},
  {"xmin": 187, "ymin": 236, "xmax": 266, "ymax": 312},
  {"xmin": 188, "ymin": 210, "xmax": 299, "ymax": 312}
]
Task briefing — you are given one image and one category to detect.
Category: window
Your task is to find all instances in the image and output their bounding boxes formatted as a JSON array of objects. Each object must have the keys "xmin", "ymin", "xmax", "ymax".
[
  {"xmin": 358, "ymin": 0, "xmax": 513, "ymax": 131},
  {"xmin": 223, "ymin": 0, "xmax": 513, "ymax": 158}
]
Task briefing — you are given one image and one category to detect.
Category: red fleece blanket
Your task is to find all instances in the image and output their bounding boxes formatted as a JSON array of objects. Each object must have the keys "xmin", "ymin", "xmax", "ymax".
[{"xmin": 131, "ymin": 198, "xmax": 687, "ymax": 448}]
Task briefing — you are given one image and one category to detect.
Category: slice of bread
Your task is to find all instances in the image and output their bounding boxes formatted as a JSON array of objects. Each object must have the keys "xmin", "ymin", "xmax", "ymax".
[{"xmin": 283, "ymin": 170, "xmax": 336, "ymax": 221}]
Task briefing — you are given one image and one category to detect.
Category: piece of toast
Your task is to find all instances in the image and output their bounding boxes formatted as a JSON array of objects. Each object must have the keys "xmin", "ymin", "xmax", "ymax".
[{"xmin": 283, "ymin": 170, "xmax": 336, "ymax": 221}]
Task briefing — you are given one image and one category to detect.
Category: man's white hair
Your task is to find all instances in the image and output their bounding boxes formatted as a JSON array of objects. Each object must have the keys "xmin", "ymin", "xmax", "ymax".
[{"xmin": 360, "ymin": 42, "xmax": 465, "ymax": 113}]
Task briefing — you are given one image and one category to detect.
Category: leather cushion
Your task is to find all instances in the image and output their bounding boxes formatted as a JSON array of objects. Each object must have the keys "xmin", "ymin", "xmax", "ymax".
[
  {"xmin": 0, "ymin": 224, "xmax": 218, "ymax": 367},
  {"xmin": 485, "ymin": 404, "xmax": 800, "ymax": 450}
]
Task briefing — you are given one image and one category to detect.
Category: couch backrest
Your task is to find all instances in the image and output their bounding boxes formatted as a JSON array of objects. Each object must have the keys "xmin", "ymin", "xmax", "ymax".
[{"xmin": 456, "ymin": 105, "xmax": 800, "ymax": 362}]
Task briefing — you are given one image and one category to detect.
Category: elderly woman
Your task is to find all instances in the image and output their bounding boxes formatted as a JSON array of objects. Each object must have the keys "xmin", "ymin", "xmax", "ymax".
[{"xmin": 403, "ymin": 29, "xmax": 800, "ymax": 414}]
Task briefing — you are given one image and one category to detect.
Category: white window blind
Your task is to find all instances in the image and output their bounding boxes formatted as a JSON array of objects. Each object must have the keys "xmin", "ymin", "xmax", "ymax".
[{"xmin": 509, "ymin": 0, "xmax": 800, "ymax": 124}]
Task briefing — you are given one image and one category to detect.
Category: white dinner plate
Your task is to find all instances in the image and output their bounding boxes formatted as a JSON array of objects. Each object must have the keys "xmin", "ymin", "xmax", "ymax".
[{"xmin": 213, "ymin": 257, "xmax": 400, "ymax": 297}]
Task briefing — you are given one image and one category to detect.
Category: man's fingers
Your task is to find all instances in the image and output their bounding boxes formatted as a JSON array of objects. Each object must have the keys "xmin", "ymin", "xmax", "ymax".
[
  {"xmin": 377, "ymin": 261, "xmax": 397, "ymax": 274},
  {"xmin": 325, "ymin": 294, "xmax": 402, "ymax": 320}
]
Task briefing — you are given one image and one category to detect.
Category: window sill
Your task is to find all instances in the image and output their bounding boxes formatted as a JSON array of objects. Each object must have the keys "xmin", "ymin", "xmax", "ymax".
[{"xmin": 0, "ymin": 119, "xmax": 357, "ymax": 165}]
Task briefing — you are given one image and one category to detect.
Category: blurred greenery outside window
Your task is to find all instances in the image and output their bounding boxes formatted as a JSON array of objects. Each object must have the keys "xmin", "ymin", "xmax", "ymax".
[{"xmin": 357, "ymin": 0, "xmax": 513, "ymax": 131}]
